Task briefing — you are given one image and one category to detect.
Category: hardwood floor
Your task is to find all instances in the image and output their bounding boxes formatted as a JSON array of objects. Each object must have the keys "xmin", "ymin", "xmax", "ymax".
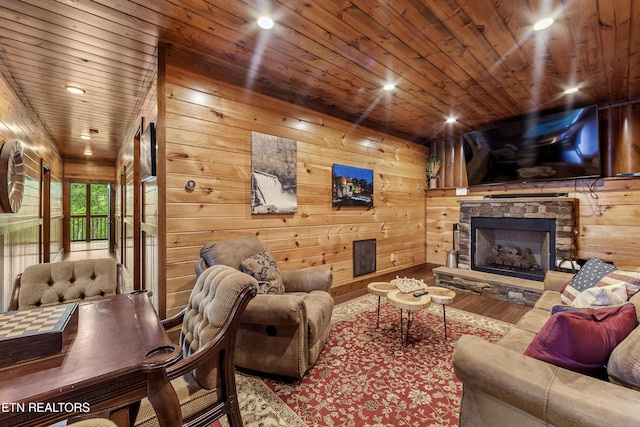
[
  {"xmin": 445, "ymin": 292, "xmax": 530, "ymax": 324},
  {"xmin": 334, "ymin": 264, "xmax": 531, "ymax": 325},
  {"xmin": 63, "ymin": 241, "xmax": 112, "ymax": 261}
]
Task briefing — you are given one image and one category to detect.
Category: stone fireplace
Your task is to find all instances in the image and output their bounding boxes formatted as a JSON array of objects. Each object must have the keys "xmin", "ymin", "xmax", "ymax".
[
  {"xmin": 471, "ymin": 216, "xmax": 556, "ymax": 281},
  {"xmin": 458, "ymin": 196, "xmax": 577, "ymax": 281}
]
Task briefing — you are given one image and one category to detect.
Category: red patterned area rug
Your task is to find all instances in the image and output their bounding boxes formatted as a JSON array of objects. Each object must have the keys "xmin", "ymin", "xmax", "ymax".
[{"xmin": 217, "ymin": 294, "xmax": 512, "ymax": 427}]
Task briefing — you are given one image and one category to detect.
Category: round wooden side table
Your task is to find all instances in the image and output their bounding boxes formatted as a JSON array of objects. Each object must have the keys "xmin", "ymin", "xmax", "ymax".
[{"xmin": 367, "ymin": 281, "xmax": 396, "ymax": 329}]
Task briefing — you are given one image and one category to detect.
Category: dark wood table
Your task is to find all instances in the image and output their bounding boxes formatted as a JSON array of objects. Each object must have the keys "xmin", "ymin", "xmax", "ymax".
[{"xmin": 0, "ymin": 292, "xmax": 182, "ymax": 427}]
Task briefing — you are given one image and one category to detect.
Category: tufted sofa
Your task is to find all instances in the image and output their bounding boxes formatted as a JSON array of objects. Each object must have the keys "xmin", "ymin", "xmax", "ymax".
[
  {"xmin": 8, "ymin": 258, "xmax": 122, "ymax": 311},
  {"xmin": 452, "ymin": 269, "xmax": 640, "ymax": 427},
  {"xmin": 196, "ymin": 236, "xmax": 334, "ymax": 378}
]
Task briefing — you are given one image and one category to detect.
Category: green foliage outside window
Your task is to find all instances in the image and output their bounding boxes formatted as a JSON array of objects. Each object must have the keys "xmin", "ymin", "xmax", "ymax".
[
  {"xmin": 89, "ymin": 184, "xmax": 109, "ymax": 214},
  {"xmin": 70, "ymin": 183, "xmax": 109, "ymax": 241},
  {"xmin": 70, "ymin": 183, "xmax": 86, "ymax": 215}
]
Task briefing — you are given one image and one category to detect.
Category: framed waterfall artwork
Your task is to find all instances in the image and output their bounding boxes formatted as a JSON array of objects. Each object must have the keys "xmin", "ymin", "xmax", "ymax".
[
  {"xmin": 251, "ymin": 132, "xmax": 297, "ymax": 214},
  {"xmin": 332, "ymin": 164, "xmax": 374, "ymax": 207}
]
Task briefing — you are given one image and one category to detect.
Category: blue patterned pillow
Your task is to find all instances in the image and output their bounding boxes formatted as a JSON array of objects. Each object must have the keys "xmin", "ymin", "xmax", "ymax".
[{"xmin": 561, "ymin": 258, "xmax": 617, "ymax": 305}]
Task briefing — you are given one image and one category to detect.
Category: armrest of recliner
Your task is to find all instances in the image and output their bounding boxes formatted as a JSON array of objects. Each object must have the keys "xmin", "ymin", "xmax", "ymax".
[
  {"xmin": 281, "ymin": 268, "xmax": 332, "ymax": 293},
  {"xmin": 241, "ymin": 293, "xmax": 307, "ymax": 325},
  {"xmin": 453, "ymin": 335, "xmax": 640, "ymax": 426}
]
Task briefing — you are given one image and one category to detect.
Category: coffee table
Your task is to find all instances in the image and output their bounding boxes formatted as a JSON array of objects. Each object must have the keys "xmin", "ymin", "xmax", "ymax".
[
  {"xmin": 387, "ymin": 286, "xmax": 456, "ymax": 346},
  {"xmin": 367, "ymin": 281, "xmax": 396, "ymax": 329}
]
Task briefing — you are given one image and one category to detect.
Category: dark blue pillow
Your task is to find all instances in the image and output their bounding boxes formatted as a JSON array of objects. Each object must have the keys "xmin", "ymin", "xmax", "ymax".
[{"xmin": 550, "ymin": 304, "xmax": 583, "ymax": 315}]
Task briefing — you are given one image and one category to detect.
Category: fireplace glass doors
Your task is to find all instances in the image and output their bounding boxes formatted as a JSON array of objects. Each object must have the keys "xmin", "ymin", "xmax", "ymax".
[{"xmin": 471, "ymin": 217, "xmax": 556, "ymax": 281}]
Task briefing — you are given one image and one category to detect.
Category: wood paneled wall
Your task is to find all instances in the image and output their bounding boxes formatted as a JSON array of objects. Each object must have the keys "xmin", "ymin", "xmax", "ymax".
[
  {"xmin": 63, "ymin": 162, "xmax": 115, "ymax": 182},
  {"xmin": 601, "ymin": 103, "xmax": 640, "ymax": 176},
  {"xmin": 114, "ymin": 69, "xmax": 158, "ymax": 303},
  {"xmin": 0, "ymin": 73, "xmax": 63, "ymax": 311},
  {"xmin": 160, "ymin": 44, "xmax": 427, "ymax": 316}
]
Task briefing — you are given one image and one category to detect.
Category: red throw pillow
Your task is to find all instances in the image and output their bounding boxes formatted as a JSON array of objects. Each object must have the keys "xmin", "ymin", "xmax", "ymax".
[{"xmin": 524, "ymin": 304, "xmax": 637, "ymax": 374}]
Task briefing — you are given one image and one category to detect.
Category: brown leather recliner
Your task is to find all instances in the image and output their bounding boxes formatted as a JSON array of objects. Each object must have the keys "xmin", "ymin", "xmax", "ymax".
[{"xmin": 195, "ymin": 236, "xmax": 334, "ymax": 378}]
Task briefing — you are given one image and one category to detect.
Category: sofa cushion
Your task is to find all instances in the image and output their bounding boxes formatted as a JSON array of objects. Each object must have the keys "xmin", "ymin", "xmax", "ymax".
[
  {"xmin": 608, "ymin": 325, "xmax": 640, "ymax": 390},
  {"xmin": 533, "ymin": 290, "xmax": 562, "ymax": 312},
  {"xmin": 560, "ymin": 258, "xmax": 617, "ymax": 305},
  {"xmin": 497, "ymin": 327, "xmax": 537, "ymax": 354},
  {"xmin": 629, "ymin": 291, "xmax": 640, "ymax": 324},
  {"xmin": 524, "ymin": 303, "xmax": 636, "ymax": 374},
  {"xmin": 240, "ymin": 250, "xmax": 285, "ymax": 294},
  {"xmin": 514, "ymin": 308, "xmax": 550, "ymax": 334}
]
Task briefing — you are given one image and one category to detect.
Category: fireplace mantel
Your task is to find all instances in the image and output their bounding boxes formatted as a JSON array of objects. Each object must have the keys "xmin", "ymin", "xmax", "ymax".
[
  {"xmin": 457, "ymin": 197, "xmax": 578, "ymax": 274},
  {"xmin": 457, "ymin": 197, "xmax": 573, "ymax": 204}
]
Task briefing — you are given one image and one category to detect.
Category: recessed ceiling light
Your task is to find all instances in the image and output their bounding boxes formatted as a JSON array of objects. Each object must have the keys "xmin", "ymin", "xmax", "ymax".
[
  {"xmin": 80, "ymin": 134, "xmax": 91, "ymax": 140},
  {"xmin": 533, "ymin": 17, "xmax": 554, "ymax": 31},
  {"xmin": 65, "ymin": 85, "xmax": 85, "ymax": 95},
  {"xmin": 564, "ymin": 87, "xmax": 579, "ymax": 95},
  {"xmin": 383, "ymin": 83, "xmax": 395, "ymax": 91},
  {"xmin": 84, "ymin": 148, "xmax": 92, "ymax": 156},
  {"xmin": 257, "ymin": 16, "xmax": 274, "ymax": 29},
  {"xmin": 446, "ymin": 117, "xmax": 457, "ymax": 124}
]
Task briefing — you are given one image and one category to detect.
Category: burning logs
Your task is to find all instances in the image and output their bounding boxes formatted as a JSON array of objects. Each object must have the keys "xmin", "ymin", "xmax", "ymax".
[{"xmin": 486, "ymin": 245, "xmax": 539, "ymax": 270}]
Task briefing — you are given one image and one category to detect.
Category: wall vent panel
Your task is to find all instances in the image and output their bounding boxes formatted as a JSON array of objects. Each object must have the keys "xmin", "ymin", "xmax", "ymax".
[{"xmin": 353, "ymin": 239, "xmax": 376, "ymax": 277}]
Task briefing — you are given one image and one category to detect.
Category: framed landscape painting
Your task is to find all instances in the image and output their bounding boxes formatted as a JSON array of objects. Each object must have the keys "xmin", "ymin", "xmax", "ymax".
[
  {"xmin": 332, "ymin": 164, "xmax": 374, "ymax": 207},
  {"xmin": 251, "ymin": 132, "xmax": 297, "ymax": 214}
]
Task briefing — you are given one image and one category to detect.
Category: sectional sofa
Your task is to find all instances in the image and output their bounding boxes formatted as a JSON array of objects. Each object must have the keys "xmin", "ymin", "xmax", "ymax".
[{"xmin": 453, "ymin": 261, "xmax": 640, "ymax": 426}]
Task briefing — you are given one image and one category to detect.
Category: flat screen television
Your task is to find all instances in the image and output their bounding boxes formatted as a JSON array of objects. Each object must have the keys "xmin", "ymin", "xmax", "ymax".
[{"xmin": 463, "ymin": 105, "xmax": 600, "ymax": 186}]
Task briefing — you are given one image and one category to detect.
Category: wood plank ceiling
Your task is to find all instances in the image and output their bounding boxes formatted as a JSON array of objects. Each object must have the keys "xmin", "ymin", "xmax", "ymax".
[{"xmin": 0, "ymin": 0, "xmax": 638, "ymax": 164}]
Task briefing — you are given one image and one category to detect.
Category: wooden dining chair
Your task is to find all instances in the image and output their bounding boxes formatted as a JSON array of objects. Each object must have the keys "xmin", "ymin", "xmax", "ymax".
[
  {"xmin": 133, "ymin": 264, "xmax": 258, "ymax": 427},
  {"xmin": 8, "ymin": 258, "xmax": 123, "ymax": 311}
]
